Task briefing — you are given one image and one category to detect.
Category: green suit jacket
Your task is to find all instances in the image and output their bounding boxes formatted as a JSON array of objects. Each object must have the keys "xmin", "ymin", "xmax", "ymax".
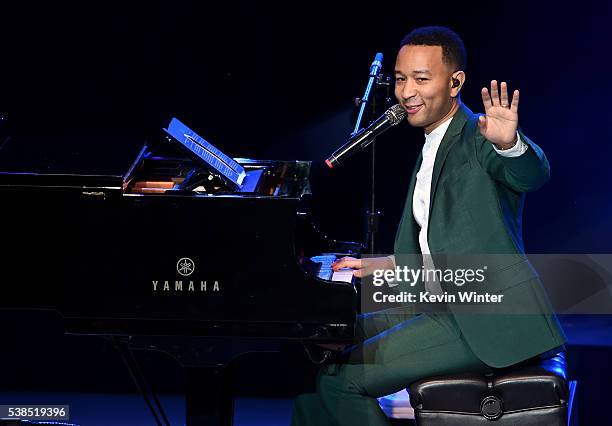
[{"xmin": 394, "ymin": 102, "xmax": 566, "ymax": 368}]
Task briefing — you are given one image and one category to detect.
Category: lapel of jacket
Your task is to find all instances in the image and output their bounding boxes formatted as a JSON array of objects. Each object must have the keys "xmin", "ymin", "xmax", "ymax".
[
  {"xmin": 428, "ymin": 103, "xmax": 473, "ymax": 219},
  {"xmin": 407, "ymin": 152, "xmax": 422, "ymax": 210},
  {"xmin": 394, "ymin": 151, "xmax": 422, "ymax": 253}
]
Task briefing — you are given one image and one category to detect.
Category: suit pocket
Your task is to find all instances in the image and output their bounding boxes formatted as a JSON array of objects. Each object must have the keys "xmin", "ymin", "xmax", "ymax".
[
  {"xmin": 495, "ymin": 278, "xmax": 554, "ymax": 316},
  {"xmin": 481, "ymin": 256, "xmax": 537, "ymax": 292}
]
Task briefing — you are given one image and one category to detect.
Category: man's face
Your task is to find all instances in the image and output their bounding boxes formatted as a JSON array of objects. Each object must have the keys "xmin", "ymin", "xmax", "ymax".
[{"xmin": 394, "ymin": 45, "xmax": 455, "ymax": 130}]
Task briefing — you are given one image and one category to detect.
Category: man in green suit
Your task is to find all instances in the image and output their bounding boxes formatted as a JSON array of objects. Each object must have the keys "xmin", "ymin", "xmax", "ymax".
[{"xmin": 291, "ymin": 26, "xmax": 566, "ymax": 426}]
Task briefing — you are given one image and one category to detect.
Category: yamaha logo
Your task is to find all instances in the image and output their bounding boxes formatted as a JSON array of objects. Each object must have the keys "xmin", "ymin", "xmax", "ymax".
[
  {"xmin": 177, "ymin": 257, "xmax": 195, "ymax": 277},
  {"xmin": 152, "ymin": 257, "xmax": 221, "ymax": 294}
]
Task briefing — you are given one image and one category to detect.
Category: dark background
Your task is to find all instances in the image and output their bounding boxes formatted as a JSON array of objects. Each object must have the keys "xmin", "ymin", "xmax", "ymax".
[
  {"xmin": 1, "ymin": 0, "xmax": 610, "ymax": 253},
  {"xmin": 0, "ymin": 1, "xmax": 611, "ymax": 424}
]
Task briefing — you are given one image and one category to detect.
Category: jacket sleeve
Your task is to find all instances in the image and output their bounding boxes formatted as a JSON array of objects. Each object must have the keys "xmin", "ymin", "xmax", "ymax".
[{"xmin": 475, "ymin": 123, "xmax": 551, "ymax": 192}]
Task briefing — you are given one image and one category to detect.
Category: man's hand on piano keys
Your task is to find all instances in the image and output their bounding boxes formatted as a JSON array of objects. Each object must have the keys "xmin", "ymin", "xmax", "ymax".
[{"xmin": 331, "ymin": 256, "xmax": 395, "ymax": 278}]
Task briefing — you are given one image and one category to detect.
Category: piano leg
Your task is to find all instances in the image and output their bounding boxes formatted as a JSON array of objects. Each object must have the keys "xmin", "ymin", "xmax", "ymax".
[
  {"xmin": 112, "ymin": 337, "xmax": 171, "ymax": 426},
  {"xmin": 185, "ymin": 366, "xmax": 234, "ymax": 426}
]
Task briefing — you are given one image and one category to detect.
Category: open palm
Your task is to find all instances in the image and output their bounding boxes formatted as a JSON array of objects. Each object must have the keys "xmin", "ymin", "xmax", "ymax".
[{"xmin": 479, "ymin": 80, "xmax": 519, "ymax": 148}]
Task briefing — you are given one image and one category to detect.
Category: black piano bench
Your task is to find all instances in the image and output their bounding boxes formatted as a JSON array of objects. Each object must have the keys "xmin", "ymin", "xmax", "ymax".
[{"xmin": 408, "ymin": 352, "xmax": 576, "ymax": 425}]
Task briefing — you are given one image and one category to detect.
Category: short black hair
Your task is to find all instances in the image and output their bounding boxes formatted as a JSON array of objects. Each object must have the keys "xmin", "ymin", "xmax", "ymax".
[{"xmin": 399, "ymin": 26, "xmax": 467, "ymax": 71}]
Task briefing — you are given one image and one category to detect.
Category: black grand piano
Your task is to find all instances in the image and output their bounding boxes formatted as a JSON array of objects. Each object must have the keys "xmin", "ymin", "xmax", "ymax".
[{"xmin": 0, "ymin": 118, "xmax": 360, "ymax": 425}]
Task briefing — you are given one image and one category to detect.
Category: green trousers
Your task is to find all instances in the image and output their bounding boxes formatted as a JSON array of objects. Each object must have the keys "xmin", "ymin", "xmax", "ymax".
[{"xmin": 291, "ymin": 309, "xmax": 492, "ymax": 426}]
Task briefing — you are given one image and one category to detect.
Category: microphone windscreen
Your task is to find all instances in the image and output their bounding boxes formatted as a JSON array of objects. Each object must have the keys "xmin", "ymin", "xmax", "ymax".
[{"xmin": 386, "ymin": 104, "xmax": 407, "ymax": 125}]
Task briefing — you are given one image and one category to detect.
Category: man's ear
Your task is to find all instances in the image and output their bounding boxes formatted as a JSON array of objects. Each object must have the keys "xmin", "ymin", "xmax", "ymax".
[{"xmin": 450, "ymin": 71, "xmax": 466, "ymax": 97}]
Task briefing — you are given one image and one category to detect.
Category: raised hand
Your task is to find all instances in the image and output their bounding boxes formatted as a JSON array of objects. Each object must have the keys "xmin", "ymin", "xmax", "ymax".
[{"xmin": 479, "ymin": 80, "xmax": 519, "ymax": 149}]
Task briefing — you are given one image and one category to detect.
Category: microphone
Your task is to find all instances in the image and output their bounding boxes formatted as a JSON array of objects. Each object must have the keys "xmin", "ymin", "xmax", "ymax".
[{"xmin": 326, "ymin": 104, "xmax": 406, "ymax": 169}]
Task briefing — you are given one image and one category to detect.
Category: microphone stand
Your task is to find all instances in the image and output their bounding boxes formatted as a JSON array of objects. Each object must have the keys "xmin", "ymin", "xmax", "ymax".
[
  {"xmin": 353, "ymin": 54, "xmax": 382, "ymax": 136},
  {"xmin": 354, "ymin": 74, "xmax": 393, "ymax": 255}
]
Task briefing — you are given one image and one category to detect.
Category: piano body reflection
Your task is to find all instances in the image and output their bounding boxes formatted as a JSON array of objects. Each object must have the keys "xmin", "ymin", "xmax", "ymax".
[{"xmin": 0, "ymin": 119, "xmax": 360, "ymax": 425}]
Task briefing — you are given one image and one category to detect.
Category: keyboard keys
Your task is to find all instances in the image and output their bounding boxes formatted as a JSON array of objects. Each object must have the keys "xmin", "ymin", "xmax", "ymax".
[{"xmin": 310, "ymin": 254, "xmax": 354, "ymax": 283}]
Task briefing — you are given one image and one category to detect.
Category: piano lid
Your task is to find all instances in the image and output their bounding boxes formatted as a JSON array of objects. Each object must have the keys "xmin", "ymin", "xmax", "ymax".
[{"xmin": 0, "ymin": 134, "xmax": 147, "ymax": 187}]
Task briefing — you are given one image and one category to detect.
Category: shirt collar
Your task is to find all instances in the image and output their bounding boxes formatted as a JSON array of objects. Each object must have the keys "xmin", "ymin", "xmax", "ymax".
[{"xmin": 424, "ymin": 116, "xmax": 454, "ymax": 143}]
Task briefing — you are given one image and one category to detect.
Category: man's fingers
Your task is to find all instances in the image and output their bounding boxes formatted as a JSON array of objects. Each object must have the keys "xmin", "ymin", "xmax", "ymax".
[
  {"xmin": 500, "ymin": 81, "xmax": 509, "ymax": 107},
  {"xmin": 332, "ymin": 257, "xmax": 361, "ymax": 271},
  {"xmin": 352, "ymin": 268, "xmax": 365, "ymax": 278},
  {"xmin": 510, "ymin": 89, "xmax": 520, "ymax": 113},
  {"xmin": 331, "ymin": 256, "xmax": 355, "ymax": 267},
  {"xmin": 478, "ymin": 115, "xmax": 487, "ymax": 130},
  {"xmin": 490, "ymin": 80, "xmax": 500, "ymax": 106},
  {"xmin": 481, "ymin": 87, "xmax": 492, "ymax": 108}
]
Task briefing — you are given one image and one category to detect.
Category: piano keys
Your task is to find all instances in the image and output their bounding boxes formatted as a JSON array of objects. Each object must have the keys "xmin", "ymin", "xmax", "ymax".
[{"xmin": 309, "ymin": 254, "xmax": 356, "ymax": 284}]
